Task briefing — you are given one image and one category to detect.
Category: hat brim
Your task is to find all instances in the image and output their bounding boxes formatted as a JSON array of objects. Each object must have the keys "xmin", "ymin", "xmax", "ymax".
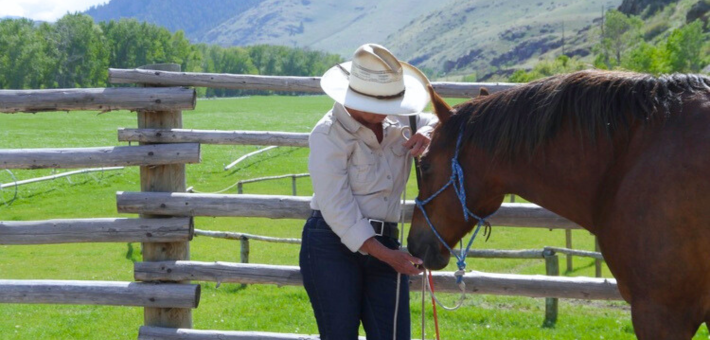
[{"xmin": 320, "ymin": 61, "xmax": 430, "ymax": 116}]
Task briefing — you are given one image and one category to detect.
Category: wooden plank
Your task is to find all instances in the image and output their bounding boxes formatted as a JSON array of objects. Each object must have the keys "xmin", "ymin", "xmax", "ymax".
[
  {"xmin": 0, "ymin": 144, "xmax": 200, "ymax": 169},
  {"xmin": 108, "ymin": 68, "xmax": 518, "ymax": 98},
  {"xmin": 0, "ymin": 280, "xmax": 200, "ymax": 308},
  {"xmin": 137, "ymin": 63, "xmax": 192, "ymax": 329},
  {"xmin": 116, "ymin": 192, "xmax": 581, "ymax": 230},
  {"xmin": 134, "ymin": 261, "xmax": 623, "ymax": 300},
  {"xmin": 194, "ymin": 229, "xmax": 300, "ymax": 244},
  {"xmin": 0, "ymin": 87, "xmax": 196, "ymax": 114},
  {"xmin": 118, "ymin": 129, "xmax": 310, "ymax": 147},
  {"xmin": 0, "ymin": 217, "xmax": 193, "ymax": 245},
  {"xmin": 139, "ymin": 327, "xmax": 337, "ymax": 340}
]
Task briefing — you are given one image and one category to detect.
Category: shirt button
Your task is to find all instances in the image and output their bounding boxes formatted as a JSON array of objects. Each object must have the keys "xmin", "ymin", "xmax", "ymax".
[
  {"xmin": 384, "ymin": 197, "xmax": 388, "ymax": 201},
  {"xmin": 387, "ymin": 175, "xmax": 391, "ymax": 179}
]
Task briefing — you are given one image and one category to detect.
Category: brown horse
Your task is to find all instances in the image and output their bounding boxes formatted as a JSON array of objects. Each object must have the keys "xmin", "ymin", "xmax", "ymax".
[{"xmin": 407, "ymin": 70, "xmax": 710, "ymax": 339}]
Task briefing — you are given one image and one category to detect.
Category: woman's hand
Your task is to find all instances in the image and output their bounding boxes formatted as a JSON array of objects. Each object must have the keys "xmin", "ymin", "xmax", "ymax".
[
  {"xmin": 360, "ymin": 238, "xmax": 424, "ymax": 275},
  {"xmin": 403, "ymin": 131, "xmax": 431, "ymax": 157}
]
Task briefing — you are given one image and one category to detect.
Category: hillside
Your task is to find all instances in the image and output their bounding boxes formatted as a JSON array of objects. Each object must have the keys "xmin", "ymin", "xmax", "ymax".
[
  {"xmin": 84, "ymin": 0, "xmax": 706, "ymax": 80},
  {"xmin": 200, "ymin": 0, "xmax": 449, "ymax": 56},
  {"xmin": 85, "ymin": 0, "xmax": 262, "ymax": 41},
  {"xmin": 385, "ymin": 0, "xmax": 623, "ymax": 79}
]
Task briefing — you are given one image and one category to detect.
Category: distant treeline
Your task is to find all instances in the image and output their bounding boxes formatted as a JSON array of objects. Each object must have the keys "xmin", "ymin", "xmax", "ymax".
[{"xmin": 0, "ymin": 13, "xmax": 343, "ymax": 96}]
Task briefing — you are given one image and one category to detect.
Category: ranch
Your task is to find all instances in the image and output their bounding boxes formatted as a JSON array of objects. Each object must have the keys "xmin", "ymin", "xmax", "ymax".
[{"xmin": 0, "ymin": 67, "xmax": 707, "ymax": 340}]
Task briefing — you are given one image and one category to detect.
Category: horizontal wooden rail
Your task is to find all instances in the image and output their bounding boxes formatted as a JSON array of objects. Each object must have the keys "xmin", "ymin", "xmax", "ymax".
[
  {"xmin": 108, "ymin": 68, "xmax": 518, "ymax": 98},
  {"xmin": 0, "ymin": 143, "xmax": 200, "ymax": 169},
  {"xmin": 545, "ymin": 246, "xmax": 604, "ymax": 260},
  {"xmin": 134, "ymin": 261, "xmax": 621, "ymax": 300},
  {"xmin": 116, "ymin": 192, "xmax": 580, "ymax": 229},
  {"xmin": 119, "ymin": 129, "xmax": 309, "ymax": 147},
  {"xmin": 0, "ymin": 280, "xmax": 200, "ymax": 308},
  {"xmin": 194, "ymin": 229, "xmax": 300, "ymax": 244},
  {"xmin": 0, "ymin": 217, "xmax": 193, "ymax": 245},
  {"xmin": 0, "ymin": 87, "xmax": 196, "ymax": 114},
  {"xmin": 139, "ymin": 327, "xmax": 339, "ymax": 340},
  {"xmin": 239, "ymin": 173, "xmax": 309, "ymax": 185}
]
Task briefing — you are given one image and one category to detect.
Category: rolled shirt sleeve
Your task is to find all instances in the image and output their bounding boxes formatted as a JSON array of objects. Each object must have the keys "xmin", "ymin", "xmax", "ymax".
[{"xmin": 308, "ymin": 130, "xmax": 375, "ymax": 252}]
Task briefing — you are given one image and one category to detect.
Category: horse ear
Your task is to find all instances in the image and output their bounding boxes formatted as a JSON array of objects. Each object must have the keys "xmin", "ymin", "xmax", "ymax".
[
  {"xmin": 427, "ymin": 84, "xmax": 452, "ymax": 123},
  {"xmin": 479, "ymin": 87, "xmax": 490, "ymax": 96}
]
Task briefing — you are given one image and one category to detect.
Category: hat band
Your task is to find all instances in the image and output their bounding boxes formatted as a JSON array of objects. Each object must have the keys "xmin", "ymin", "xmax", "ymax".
[{"xmin": 348, "ymin": 86, "xmax": 406, "ymax": 100}]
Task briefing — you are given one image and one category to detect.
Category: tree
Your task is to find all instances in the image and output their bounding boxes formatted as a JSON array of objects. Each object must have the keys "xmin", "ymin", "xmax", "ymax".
[
  {"xmin": 596, "ymin": 10, "xmax": 643, "ymax": 68},
  {"xmin": 665, "ymin": 20, "xmax": 707, "ymax": 73},
  {"xmin": 52, "ymin": 13, "xmax": 109, "ymax": 88}
]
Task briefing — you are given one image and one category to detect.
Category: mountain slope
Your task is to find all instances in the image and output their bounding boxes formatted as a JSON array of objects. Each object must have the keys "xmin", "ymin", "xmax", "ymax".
[
  {"xmin": 85, "ymin": 0, "xmax": 262, "ymax": 41},
  {"xmin": 385, "ymin": 0, "xmax": 623, "ymax": 78},
  {"xmin": 201, "ymin": 0, "xmax": 451, "ymax": 56}
]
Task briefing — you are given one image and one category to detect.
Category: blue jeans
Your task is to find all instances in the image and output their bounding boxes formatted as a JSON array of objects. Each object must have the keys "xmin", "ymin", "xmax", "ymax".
[{"xmin": 299, "ymin": 215, "xmax": 411, "ymax": 340}]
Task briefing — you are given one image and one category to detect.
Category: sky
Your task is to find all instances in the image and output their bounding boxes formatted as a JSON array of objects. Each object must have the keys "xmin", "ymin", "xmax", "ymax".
[{"xmin": 0, "ymin": 0, "xmax": 108, "ymax": 22}]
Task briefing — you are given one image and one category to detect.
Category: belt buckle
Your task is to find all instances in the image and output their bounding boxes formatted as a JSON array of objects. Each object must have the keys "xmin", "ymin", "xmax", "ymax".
[{"xmin": 369, "ymin": 219, "xmax": 385, "ymax": 236}]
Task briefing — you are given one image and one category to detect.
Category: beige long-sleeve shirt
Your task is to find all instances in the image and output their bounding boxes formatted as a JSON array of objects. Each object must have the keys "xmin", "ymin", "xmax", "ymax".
[{"xmin": 308, "ymin": 103, "xmax": 438, "ymax": 252}]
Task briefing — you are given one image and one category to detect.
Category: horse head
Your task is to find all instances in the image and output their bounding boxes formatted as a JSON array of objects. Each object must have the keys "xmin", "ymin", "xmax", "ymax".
[{"xmin": 407, "ymin": 86, "xmax": 505, "ymax": 270}]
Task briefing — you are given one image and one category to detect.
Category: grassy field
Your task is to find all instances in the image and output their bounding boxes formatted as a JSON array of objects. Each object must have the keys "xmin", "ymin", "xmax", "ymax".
[{"xmin": 0, "ymin": 96, "xmax": 707, "ymax": 339}]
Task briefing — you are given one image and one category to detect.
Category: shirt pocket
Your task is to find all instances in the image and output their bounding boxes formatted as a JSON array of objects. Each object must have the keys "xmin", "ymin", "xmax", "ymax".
[{"xmin": 348, "ymin": 148, "xmax": 376, "ymax": 185}]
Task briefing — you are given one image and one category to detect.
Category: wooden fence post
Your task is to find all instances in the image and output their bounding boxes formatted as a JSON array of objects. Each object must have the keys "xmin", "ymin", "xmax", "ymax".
[
  {"xmin": 138, "ymin": 63, "xmax": 192, "ymax": 328},
  {"xmin": 291, "ymin": 175, "xmax": 297, "ymax": 196},
  {"xmin": 543, "ymin": 249, "xmax": 559, "ymax": 327},
  {"xmin": 240, "ymin": 237, "xmax": 250, "ymax": 289},
  {"xmin": 237, "ymin": 182, "xmax": 243, "ymax": 194},
  {"xmin": 565, "ymin": 229, "xmax": 573, "ymax": 272},
  {"xmin": 595, "ymin": 237, "xmax": 602, "ymax": 278}
]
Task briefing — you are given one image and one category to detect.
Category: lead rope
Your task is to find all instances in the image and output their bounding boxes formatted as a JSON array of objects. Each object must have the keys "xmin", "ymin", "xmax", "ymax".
[{"xmin": 392, "ymin": 125, "xmax": 415, "ymax": 340}]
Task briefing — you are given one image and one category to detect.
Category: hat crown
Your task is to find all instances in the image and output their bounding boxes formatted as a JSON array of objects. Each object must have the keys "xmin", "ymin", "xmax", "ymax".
[{"xmin": 349, "ymin": 44, "xmax": 405, "ymax": 98}]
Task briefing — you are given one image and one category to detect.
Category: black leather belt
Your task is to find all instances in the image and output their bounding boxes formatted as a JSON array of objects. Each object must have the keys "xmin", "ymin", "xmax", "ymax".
[{"xmin": 310, "ymin": 210, "xmax": 399, "ymax": 240}]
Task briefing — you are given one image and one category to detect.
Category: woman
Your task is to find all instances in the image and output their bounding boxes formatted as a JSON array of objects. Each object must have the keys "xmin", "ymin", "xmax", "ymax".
[{"xmin": 300, "ymin": 43, "xmax": 437, "ymax": 340}]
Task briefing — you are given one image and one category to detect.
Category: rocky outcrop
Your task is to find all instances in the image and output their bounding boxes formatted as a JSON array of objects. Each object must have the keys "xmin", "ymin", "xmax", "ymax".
[{"xmin": 687, "ymin": 0, "xmax": 710, "ymax": 30}]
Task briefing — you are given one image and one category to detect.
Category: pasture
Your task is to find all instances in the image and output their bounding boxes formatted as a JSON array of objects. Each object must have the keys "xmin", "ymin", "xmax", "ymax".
[{"xmin": 0, "ymin": 95, "xmax": 706, "ymax": 339}]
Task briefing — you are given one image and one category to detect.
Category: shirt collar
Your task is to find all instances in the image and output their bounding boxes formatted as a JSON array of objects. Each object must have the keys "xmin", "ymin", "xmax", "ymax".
[{"xmin": 333, "ymin": 103, "xmax": 399, "ymax": 134}]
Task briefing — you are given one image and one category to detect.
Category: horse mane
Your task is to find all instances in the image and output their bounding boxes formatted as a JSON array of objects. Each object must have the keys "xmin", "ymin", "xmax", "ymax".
[{"xmin": 448, "ymin": 70, "xmax": 710, "ymax": 159}]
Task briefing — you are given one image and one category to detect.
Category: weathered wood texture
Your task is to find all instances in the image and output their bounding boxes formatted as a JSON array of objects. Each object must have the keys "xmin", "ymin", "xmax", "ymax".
[
  {"xmin": 0, "ymin": 280, "xmax": 200, "ymax": 308},
  {"xmin": 194, "ymin": 229, "xmax": 300, "ymax": 244},
  {"xmin": 108, "ymin": 68, "xmax": 518, "ymax": 98},
  {"xmin": 134, "ymin": 261, "xmax": 622, "ymax": 300},
  {"xmin": 0, "ymin": 87, "xmax": 196, "ymax": 114},
  {"xmin": 116, "ymin": 192, "xmax": 581, "ymax": 230},
  {"xmin": 118, "ymin": 129, "xmax": 309, "ymax": 147},
  {"xmin": 0, "ymin": 144, "xmax": 200, "ymax": 169},
  {"xmin": 403, "ymin": 247, "xmax": 545, "ymax": 259},
  {"xmin": 545, "ymin": 246, "xmax": 604, "ymax": 260},
  {"xmin": 0, "ymin": 217, "xmax": 193, "ymax": 245},
  {"xmin": 137, "ymin": 63, "xmax": 192, "ymax": 329},
  {"xmin": 239, "ymin": 173, "xmax": 309, "ymax": 185},
  {"xmin": 139, "ymin": 327, "xmax": 338, "ymax": 340}
]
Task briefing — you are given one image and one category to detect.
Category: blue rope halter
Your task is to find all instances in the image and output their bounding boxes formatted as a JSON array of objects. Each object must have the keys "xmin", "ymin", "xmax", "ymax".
[{"xmin": 414, "ymin": 124, "xmax": 494, "ymax": 283}]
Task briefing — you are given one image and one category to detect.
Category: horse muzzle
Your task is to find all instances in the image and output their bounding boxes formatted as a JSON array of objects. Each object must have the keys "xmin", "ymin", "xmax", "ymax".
[{"xmin": 407, "ymin": 233, "xmax": 451, "ymax": 270}]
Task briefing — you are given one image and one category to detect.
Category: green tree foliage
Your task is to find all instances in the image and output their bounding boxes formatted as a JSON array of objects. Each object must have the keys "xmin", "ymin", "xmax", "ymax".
[
  {"xmin": 509, "ymin": 55, "xmax": 588, "ymax": 83},
  {"xmin": 590, "ymin": 6, "xmax": 710, "ymax": 75},
  {"xmin": 0, "ymin": 14, "xmax": 342, "ymax": 95},
  {"xmin": 665, "ymin": 20, "xmax": 706, "ymax": 73},
  {"xmin": 594, "ymin": 10, "xmax": 644, "ymax": 69}
]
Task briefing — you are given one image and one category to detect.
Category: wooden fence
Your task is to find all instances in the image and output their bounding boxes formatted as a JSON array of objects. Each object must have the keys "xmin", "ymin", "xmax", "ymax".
[{"xmin": 0, "ymin": 66, "xmax": 619, "ymax": 340}]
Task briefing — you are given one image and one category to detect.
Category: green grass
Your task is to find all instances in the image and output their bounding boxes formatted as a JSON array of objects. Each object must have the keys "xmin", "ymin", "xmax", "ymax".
[{"xmin": 1, "ymin": 96, "xmax": 708, "ymax": 339}]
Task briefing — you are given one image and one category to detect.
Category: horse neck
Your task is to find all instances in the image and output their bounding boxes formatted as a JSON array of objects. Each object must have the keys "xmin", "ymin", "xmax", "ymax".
[{"xmin": 493, "ymin": 129, "xmax": 624, "ymax": 231}]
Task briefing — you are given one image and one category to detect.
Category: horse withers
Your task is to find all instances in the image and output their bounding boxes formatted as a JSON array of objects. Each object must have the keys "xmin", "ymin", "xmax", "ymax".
[{"xmin": 407, "ymin": 70, "xmax": 710, "ymax": 339}]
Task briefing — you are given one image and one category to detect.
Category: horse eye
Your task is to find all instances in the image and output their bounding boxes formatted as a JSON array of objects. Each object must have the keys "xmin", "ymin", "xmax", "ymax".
[{"xmin": 419, "ymin": 162, "xmax": 431, "ymax": 173}]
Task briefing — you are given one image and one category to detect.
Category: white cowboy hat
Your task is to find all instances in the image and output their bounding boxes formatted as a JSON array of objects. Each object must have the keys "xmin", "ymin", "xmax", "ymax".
[{"xmin": 320, "ymin": 43, "xmax": 430, "ymax": 116}]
